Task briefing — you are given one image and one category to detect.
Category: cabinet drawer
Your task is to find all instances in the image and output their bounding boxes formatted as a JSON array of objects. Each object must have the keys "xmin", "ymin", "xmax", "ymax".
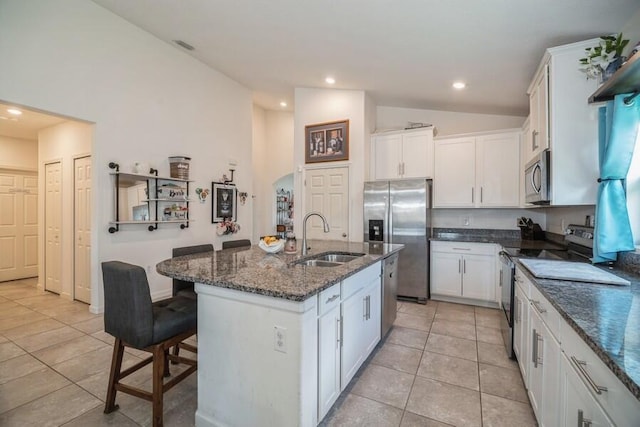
[
  {"xmin": 431, "ymin": 241, "xmax": 496, "ymax": 255},
  {"xmin": 528, "ymin": 284, "xmax": 561, "ymax": 342},
  {"xmin": 342, "ymin": 263, "xmax": 380, "ymax": 300},
  {"xmin": 562, "ymin": 322, "xmax": 640, "ymax": 427},
  {"xmin": 318, "ymin": 283, "xmax": 341, "ymax": 316}
]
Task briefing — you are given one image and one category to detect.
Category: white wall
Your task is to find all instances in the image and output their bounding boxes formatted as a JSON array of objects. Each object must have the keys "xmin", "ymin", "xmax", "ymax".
[
  {"xmin": 38, "ymin": 121, "xmax": 92, "ymax": 299},
  {"xmin": 376, "ymin": 106, "xmax": 525, "ymax": 136},
  {"xmin": 0, "ymin": 135, "xmax": 38, "ymax": 170},
  {"xmin": 252, "ymin": 106, "xmax": 294, "ymax": 240},
  {"xmin": 293, "ymin": 88, "xmax": 367, "ymax": 241},
  {"xmin": 432, "ymin": 208, "xmax": 546, "ymax": 230},
  {"xmin": 0, "ymin": 0, "xmax": 253, "ymax": 311},
  {"xmin": 621, "ymin": 7, "xmax": 640, "ymax": 58}
]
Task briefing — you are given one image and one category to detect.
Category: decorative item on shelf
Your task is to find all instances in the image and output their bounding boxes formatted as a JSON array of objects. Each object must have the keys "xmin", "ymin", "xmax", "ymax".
[
  {"xmin": 212, "ymin": 182, "xmax": 237, "ymax": 222},
  {"xmin": 216, "ymin": 218, "xmax": 240, "ymax": 236},
  {"xmin": 196, "ymin": 187, "xmax": 209, "ymax": 203},
  {"xmin": 579, "ymin": 33, "xmax": 629, "ymax": 82},
  {"xmin": 238, "ymin": 192, "xmax": 248, "ymax": 205},
  {"xmin": 168, "ymin": 156, "xmax": 190, "ymax": 180},
  {"xmin": 163, "ymin": 204, "xmax": 188, "ymax": 221},
  {"xmin": 132, "ymin": 161, "xmax": 151, "ymax": 174},
  {"xmin": 305, "ymin": 119, "xmax": 349, "ymax": 163},
  {"xmin": 628, "ymin": 41, "xmax": 640, "ymax": 61},
  {"xmin": 158, "ymin": 183, "xmax": 186, "ymax": 199}
]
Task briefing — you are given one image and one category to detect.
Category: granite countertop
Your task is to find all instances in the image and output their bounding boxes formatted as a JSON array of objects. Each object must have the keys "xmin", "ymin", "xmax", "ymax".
[
  {"xmin": 156, "ymin": 240, "xmax": 403, "ymax": 302},
  {"xmin": 516, "ymin": 260, "xmax": 640, "ymax": 401}
]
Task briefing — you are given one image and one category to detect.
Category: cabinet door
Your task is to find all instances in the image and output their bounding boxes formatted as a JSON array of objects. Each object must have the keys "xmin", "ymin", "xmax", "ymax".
[
  {"xmin": 476, "ymin": 133, "xmax": 520, "ymax": 207},
  {"xmin": 529, "ymin": 65, "xmax": 549, "ymax": 161},
  {"xmin": 461, "ymin": 254, "xmax": 496, "ymax": 301},
  {"xmin": 362, "ymin": 277, "xmax": 381, "ymax": 356},
  {"xmin": 514, "ymin": 284, "xmax": 529, "ymax": 387},
  {"xmin": 402, "ymin": 130, "xmax": 433, "ymax": 179},
  {"xmin": 318, "ymin": 304, "xmax": 341, "ymax": 420},
  {"xmin": 430, "ymin": 252, "xmax": 462, "ymax": 297},
  {"xmin": 540, "ymin": 324, "xmax": 561, "ymax": 427},
  {"xmin": 373, "ymin": 134, "xmax": 402, "ymax": 180},
  {"xmin": 341, "ymin": 287, "xmax": 366, "ymax": 389},
  {"xmin": 561, "ymin": 354, "xmax": 613, "ymax": 427},
  {"xmin": 528, "ymin": 308, "xmax": 543, "ymax": 420},
  {"xmin": 433, "ymin": 137, "xmax": 475, "ymax": 207}
]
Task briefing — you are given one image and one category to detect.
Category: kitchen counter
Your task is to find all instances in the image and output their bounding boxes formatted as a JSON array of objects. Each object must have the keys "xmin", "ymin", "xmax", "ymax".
[
  {"xmin": 431, "ymin": 228, "xmax": 566, "ymax": 250},
  {"xmin": 516, "ymin": 260, "xmax": 640, "ymax": 401},
  {"xmin": 156, "ymin": 240, "xmax": 403, "ymax": 301}
]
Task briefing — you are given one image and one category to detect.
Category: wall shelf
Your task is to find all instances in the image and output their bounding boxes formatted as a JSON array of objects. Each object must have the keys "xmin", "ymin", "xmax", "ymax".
[
  {"xmin": 108, "ymin": 162, "xmax": 191, "ymax": 233},
  {"xmin": 589, "ymin": 53, "xmax": 640, "ymax": 104}
]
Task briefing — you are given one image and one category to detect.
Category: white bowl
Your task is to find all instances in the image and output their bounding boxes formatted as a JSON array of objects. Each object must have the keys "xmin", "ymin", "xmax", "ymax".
[{"xmin": 258, "ymin": 239, "xmax": 284, "ymax": 254}]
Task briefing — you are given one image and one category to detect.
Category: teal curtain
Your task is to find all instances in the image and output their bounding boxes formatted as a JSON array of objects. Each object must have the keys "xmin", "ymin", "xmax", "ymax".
[{"xmin": 593, "ymin": 93, "xmax": 640, "ymax": 263}]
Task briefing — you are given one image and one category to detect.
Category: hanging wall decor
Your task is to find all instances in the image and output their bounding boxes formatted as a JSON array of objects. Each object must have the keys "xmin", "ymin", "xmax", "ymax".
[
  {"xmin": 305, "ymin": 119, "xmax": 349, "ymax": 163},
  {"xmin": 212, "ymin": 182, "xmax": 237, "ymax": 223}
]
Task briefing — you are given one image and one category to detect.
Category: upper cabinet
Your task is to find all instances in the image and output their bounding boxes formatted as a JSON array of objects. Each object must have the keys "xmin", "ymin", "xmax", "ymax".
[
  {"xmin": 526, "ymin": 39, "xmax": 600, "ymax": 206},
  {"xmin": 371, "ymin": 127, "xmax": 434, "ymax": 180},
  {"xmin": 434, "ymin": 130, "xmax": 520, "ymax": 208}
]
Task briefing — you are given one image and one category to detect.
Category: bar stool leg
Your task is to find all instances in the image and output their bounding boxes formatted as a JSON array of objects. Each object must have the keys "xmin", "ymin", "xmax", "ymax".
[
  {"xmin": 152, "ymin": 344, "xmax": 165, "ymax": 427},
  {"xmin": 104, "ymin": 338, "xmax": 124, "ymax": 413}
]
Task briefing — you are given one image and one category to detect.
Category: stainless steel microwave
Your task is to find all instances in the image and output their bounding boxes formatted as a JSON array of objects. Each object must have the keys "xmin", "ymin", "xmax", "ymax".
[{"xmin": 525, "ymin": 149, "xmax": 550, "ymax": 205}]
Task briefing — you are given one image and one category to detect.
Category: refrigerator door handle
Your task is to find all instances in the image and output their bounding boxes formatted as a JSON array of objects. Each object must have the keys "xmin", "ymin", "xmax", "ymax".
[{"xmin": 388, "ymin": 195, "xmax": 393, "ymax": 244}]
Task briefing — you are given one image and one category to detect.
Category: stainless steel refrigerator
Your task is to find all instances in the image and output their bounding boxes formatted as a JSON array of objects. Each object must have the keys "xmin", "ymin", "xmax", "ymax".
[{"xmin": 363, "ymin": 179, "xmax": 432, "ymax": 302}]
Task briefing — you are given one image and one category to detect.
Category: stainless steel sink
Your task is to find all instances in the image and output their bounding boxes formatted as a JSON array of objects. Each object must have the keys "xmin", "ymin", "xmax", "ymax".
[
  {"xmin": 297, "ymin": 259, "xmax": 343, "ymax": 267},
  {"xmin": 316, "ymin": 254, "xmax": 363, "ymax": 263}
]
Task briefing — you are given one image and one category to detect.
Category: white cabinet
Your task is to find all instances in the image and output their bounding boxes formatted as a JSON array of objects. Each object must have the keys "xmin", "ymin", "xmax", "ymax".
[
  {"xmin": 430, "ymin": 242, "xmax": 497, "ymax": 304},
  {"xmin": 526, "ymin": 65, "xmax": 549, "ymax": 162},
  {"xmin": 528, "ymin": 305, "xmax": 561, "ymax": 427},
  {"xmin": 433, "ymin": 137, "xmax": 476, "ymax": 207},
  {"xmin": 317, "ymin": 262, "xmax": 382, "ymax": 421},
  {"xmin": 513, "ymin": 276, "xmax": 529, "ymax": 387},
  {"xmin": 317, "ymin": 283, "xmax": 342, "ymax": 420},
  {"xmin": 340, "ymin": 268, "xmax": 381, "ymax": 388},
  {"xmin": 433, "ymin": 130, "xmax": 520, "ymax": 208},
  {"xmin": 526, "ymin": 39, "xmax": 600, "ymax": 205},
  {"xmin": 561, "ymin": 354, "xmax": 614, "ymax": 427},
  {"xmin": 371, "ymin": 127, "xmax": 434, "ymax": 180}
]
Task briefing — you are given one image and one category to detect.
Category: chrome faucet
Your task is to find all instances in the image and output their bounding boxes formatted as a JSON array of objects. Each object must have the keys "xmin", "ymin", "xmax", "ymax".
[{"xmin": 302, "ymin": 212, "xmax": 330, "ymax": 256}]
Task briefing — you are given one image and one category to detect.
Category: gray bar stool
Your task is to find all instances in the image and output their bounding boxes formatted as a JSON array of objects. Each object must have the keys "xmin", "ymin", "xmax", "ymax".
[
  {"xmin": 102, "ymin": 261, "xmax": 197, "ymax": 427},
  {"xmin": 221, "ymin": 239, "xmax": 251, "ymax": 249}
]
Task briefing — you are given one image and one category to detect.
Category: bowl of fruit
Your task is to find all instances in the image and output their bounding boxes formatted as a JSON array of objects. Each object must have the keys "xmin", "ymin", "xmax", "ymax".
[{"xmin": 258, "ymin": 235, "xmax": 284, "ymax": 254}]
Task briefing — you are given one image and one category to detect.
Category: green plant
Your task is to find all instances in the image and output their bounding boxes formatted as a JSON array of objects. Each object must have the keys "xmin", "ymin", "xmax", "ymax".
[{"xmin": 579, "ymin": 33, "xmax": 629, "ymax": 79}]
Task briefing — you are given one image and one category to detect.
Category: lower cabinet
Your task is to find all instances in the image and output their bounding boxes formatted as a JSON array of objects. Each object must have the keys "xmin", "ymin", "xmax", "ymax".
[
  {"xmin": 514, "ymin": 265, "xmax": 640, "ymax": 427},
  {"xmin": 317, "ymin": 262, "xmax": 382, "ymax": 421},
  {"xmin": 317, "ymin": 303, "xmax": 341, "ymax": 420},
  {"xmin": 513, "ymin": 279, "xmax": 529, "ymax": 387},
  {"xmin": 527, "ymin": 306, "xmax": 561, "ymax": 427},
  {"xmin": 561, "ymin": 353, "xmax": 613, "ymax": 427},
  {"xmin": 430, "ymin": 241, "xmax": 497, "ymax": 303}
]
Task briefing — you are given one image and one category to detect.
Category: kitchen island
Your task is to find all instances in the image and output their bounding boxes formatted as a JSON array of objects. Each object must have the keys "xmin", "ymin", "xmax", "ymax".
[{"xmin": 157, "ymin": 240, "xmax": 403, "ymax": 427}]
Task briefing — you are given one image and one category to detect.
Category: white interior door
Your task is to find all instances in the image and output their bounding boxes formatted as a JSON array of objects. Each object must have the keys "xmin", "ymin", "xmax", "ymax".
[
  {"xmin": 0, "ymin": 170, "xmax": 38, "ymax": 282},
  {"xmin": 45, "ymin": 162, "xmax": 62, "ymax": 294},
  {"xmin": 74, "ymin": 156, "xmax": 91, "ymax": 303},
  {"xmin": 305, "ymin": 167, "xmax": 349, "ymax": 241}
]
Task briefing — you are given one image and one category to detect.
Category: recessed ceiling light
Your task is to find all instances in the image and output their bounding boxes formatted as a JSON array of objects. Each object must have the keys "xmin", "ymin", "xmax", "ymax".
[
  {"xmin": 7, "ymin": 108, "xmax": 22, "ymax": 115},
  {"xmin": 452, "ymin": 81, "xmax": 466, "ymax": 90},
  {"xmin": 280, "ymin": 101, "xmax": 287, "ymax": 107},
  {"xmin": 325, "ymin": 77, "xmax": 336, "ymax": 85}
]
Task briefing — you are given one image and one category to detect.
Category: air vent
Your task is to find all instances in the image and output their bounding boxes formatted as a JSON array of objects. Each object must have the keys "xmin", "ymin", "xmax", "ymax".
[{"xmin": 173, "ymin": 40, "xmax": 195, "ymax": 51}]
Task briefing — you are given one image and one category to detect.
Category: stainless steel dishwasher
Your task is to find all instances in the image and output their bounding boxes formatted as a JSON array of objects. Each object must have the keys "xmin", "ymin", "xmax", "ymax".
[{"xmin": 382, "ymin": 253, "xmax": 398, "ymax": 337}]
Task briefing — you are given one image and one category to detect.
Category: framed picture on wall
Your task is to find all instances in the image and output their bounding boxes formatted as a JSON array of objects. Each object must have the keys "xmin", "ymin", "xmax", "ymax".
[
  {"xmin": 305, "ymin": 119, "xmax": 349, "ymax": 163},
  {"xmin": 212, "ymin": 183, "xmax": 237, "ymax": 223}
]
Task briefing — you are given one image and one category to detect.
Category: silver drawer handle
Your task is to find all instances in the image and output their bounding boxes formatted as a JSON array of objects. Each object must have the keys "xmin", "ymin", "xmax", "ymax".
[
  {"xmin": 570, "ymin": 356, "xmax": 608, "ymax": 395},
  {"xmin": 578, "ymin": 409, "xmax": 592, "ymax": 427},
  {"xmin": 452, "ymin": 247, "xmax": 471, "ymax": 251},
  {"xmin": 531, "ymin": 300, "xmax": 547, "ymax": 313},
  {"xmin": 326, "ymin": 294, "xmax": 340, "ymax": 304}
]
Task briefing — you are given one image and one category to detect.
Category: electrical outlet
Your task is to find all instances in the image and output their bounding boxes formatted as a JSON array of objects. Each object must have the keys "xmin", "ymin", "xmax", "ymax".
[
  {"xmin": 274, "ymin": 326, "xmax": 287, "ymax": 353},
  {"xmin": 463, "ymin": 216, "xmax": 470, "ymax": 226},
  {"xmin": 561, "ymin": 219, "xmax": 566, "ymax": 233}
]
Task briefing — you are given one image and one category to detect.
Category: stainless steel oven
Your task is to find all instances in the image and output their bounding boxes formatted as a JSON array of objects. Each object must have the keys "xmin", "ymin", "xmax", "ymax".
[
  {"xmin": 524, "ymin": 149, "xmax": 550, "ymax": 205},
  {"xmin": 499, "ymin": 251, "xmax": 516, "ymax": 359}
]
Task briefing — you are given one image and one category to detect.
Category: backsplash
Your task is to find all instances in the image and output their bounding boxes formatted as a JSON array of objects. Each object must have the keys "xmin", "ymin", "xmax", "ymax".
[{"xmin": 432, "ymin": 209, "xmax": 546, "ymax": 230}]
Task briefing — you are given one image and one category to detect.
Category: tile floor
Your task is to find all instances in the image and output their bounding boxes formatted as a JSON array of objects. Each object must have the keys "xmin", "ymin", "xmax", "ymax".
[{"xmin": 0, "ymin": 278, "xmax": 536, "ymax": 426}]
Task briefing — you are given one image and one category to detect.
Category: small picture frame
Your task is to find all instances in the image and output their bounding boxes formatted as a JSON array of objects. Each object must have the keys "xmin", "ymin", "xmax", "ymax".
[
  {"xmin": 212, "ymin": 183, "xmax": 237, "ymax": 223},
  {"xmin": 305, "ymin": 120, "xmax": 349, "ymax": 163}
]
